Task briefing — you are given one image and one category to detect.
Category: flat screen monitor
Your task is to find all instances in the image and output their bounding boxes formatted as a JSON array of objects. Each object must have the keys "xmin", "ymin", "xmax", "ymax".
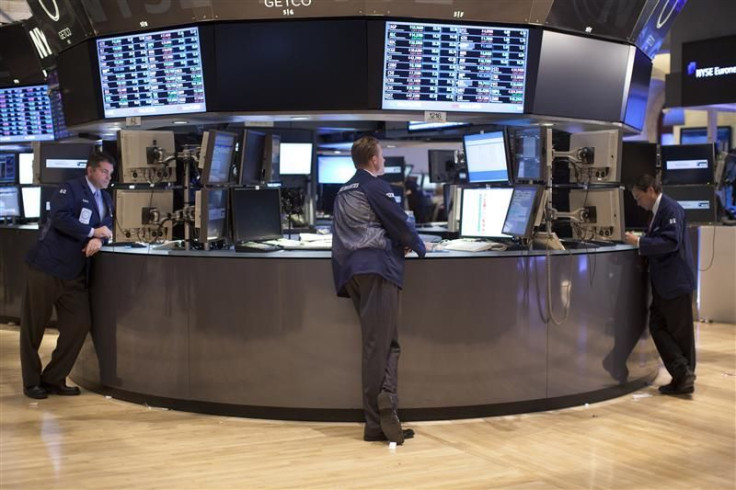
[
  {"xmin": 460, "ymin": 187, "xmax": 514, "ymax": 238},
  {"xmin": 569, "ymin": 188, "xmax": 624, "ymax": 241},
  {"xmin": 661, "ymin": 143, "xmax": 715, "ymax": 185},
  {"xmin": 510, "ymin": 127, "xmax": 548, "ymax": 182},
  {"xmin": 502, "ymin": 185, "xmax": 544, "ymax": 238},
  {"xmin": 196, "ymin": 188, "xmax": 228, "ymax": 243},
  {"xmin": 280, "ymin": 143, "xmax": 313, "ymax": 175},
  {"xmin": 383, "ymin": 21, "xmax": 529, "ymax": 113},
  {"xmin": 97, "ymin": 26, "xmax": 207, "ymax": 118},
  {"xmin": 0, "ymin": 85, "xmax": 55, "ymax": 143},
  {"xmin": 381, "ymin": 156, "xmax": 405, "ymax": 183},
  {"xmin": 463, "ymin": 131, "xmax": 510, "ymax": 183},
  {"xmin": 0, "ymin": 153, "xmax": 18, "ymax": 184},
  {"xmin": 680, "ymin": 127, "xmax": 732, "ymax": 154},
  {"xmin": 318, "ymin": 156, "xmax": 355, "ymax": 184},
  {"xmin": 230, "ymin": 188, "xmax": 282, "ymax": 242},
  {"xmin": 18, "ymin": 153, "xmax": 34, "ymax": 184},
  {"xmin": 201, "ymin": 130, "xmax": 237, "ymax": 185},
  {"xmin": 0, "ymin": 186, "xmax": 21, "ymax": 218},
  {"xmin": 38, "ymin": 143, "xmax": 94, "ymax": 184},
  {"xmin": 21, "ymin": 186, "xmax": 41, "ymax": 219},
  {"xmin": 239, "ymin": 130, "xmax": 266, "ymax": 185},
  {"xmin": 663, "ymin": 185, "xmax": 717, "ymax": 224},
  {"xmin": 428, "ymin": 150, "xmax": 458, "ymax": 183}
]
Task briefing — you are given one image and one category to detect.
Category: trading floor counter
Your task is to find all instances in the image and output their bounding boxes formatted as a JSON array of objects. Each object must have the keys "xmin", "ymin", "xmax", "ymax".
[{"xmin": 0, "ymin": 226, "xmax": 657, "ymax": 421}]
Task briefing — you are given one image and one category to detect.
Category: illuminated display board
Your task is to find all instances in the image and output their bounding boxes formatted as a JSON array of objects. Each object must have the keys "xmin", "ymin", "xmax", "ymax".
[{"xmin": 0, "ymin": 85, "xmax": 54, "ymax": 143}]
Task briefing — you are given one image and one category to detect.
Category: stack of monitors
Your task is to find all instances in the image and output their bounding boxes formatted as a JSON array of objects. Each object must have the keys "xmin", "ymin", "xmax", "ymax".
[
  {"xmin": 96, "ymin": 26, "xmax": 207, "ymax": 118},
  {"xmin": 0, "ymin": 85, "xmax": 55, "ymax": 143},
  {"xmin": 382, "ymin": 21, "xmax": 529, "ymax": 114},
  {"xmin": 460, "ymin": 187, "xmax": 514, "ymax": 238}
]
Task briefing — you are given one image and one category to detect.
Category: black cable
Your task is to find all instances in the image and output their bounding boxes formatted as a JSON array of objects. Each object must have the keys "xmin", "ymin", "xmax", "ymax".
[{"xmin": 698, "ymin": 226, "xmax": 717, "ymax": 272}]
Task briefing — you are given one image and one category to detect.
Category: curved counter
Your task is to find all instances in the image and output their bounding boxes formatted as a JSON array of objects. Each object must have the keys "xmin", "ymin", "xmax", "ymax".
[{"xmin": 65, "ymin": 242, "xmax": 656, "ymax": 421}]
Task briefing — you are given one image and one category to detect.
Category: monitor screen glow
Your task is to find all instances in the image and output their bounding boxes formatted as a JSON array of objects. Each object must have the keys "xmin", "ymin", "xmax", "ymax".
[
  {"xmin": 460, "ymin": 187, "xmax": 514, "ymax": 238},
  {"xmin": 202, "ymin": 131, "xmax": 236, "ymax": 185},
  {"xmin": 18, "ymin": 154, "xmax": 34, "ymax": 185},
  {"xmin": 21, "ymin": 186, "xmax": 41, "ymax": 219},
  {"xmin": 0, "ymin": 85, "xmax": 55, "ymax": 143},
  {"xmin": 0, "ymin": 186, "xmax": 21, "ymax": 218},
  {"xmin": 97, "ymin": 27, "xmax": 207, "ymax": 118},
  {"xmin": 280, "ymin": 143, "xmax": 313, "ymax": 175},
  {"xmin": 502, "ymin": 185, "xmax": 542, "ymax": 238},
  {"xmin": 318, "ymin": 156, "xmax": 355, "ymax": 184},
  {"xmin": 383, "ymin": 21, "xmax": 529, "ymax": 113},
  {"xmin": 463, "ymin": 131, "xmax": 510, "ymax": 183},
  {"xmin": 0, "ymin": 154, "xmax": 17, "ymax": 184}
]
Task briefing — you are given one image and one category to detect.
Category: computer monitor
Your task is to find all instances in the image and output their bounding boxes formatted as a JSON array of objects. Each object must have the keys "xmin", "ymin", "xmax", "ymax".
[
  {"xmin": 460, "ymin": 187, "xmax": 514, "ymax": 238},
  {"xmin": 0, "ymin": 186, "xmax": 21, "ymax": 218},
  {"xmin": 262, "ymin": 134, "xmax": 281, "ymax": 182},
  {"xmin": 663, "ymin": 185, "xmax": 718, "ymax": 224},
  {"xmin": 428, "ymin": 150, "xmax": 458, "ymax": 183},
  {"xmin": 114, "ymin": 189, "xmax": 174, "ymax": 242},
  {"xmin": 195, "ymin": 188, "xmax": 229, "ymax": 243},
  {"xmin": 239, "ymin": 130, "xmax": 266, "ymax": 185},
  {"xmin": 510, "ymin": 127, "xmax": 549, "ymax": 182},
  {"xmin": 317, "ymin": 156, "xmax": 355, "ymax": 184},
  {"xmin": 230, "ymin": 188, "xmax": 282, "ymax": 242},
  {"xmin": 381, "ymin": 156, "xmax": 405, "ymax": 183},
  {"xmin": 502, "ymin": 185, "xmax": 545, "ymax": 238},
  {"xmin": 21, "ymin": 186, "xmax": 41, "ymax": 219},
  {"xmin": 280, "ymin": 143, "xmax": 313, "ymax": 175},
  {"xmin": 661, "ymin": 143, "xmax": 716, "ymax": 185},
  {"xmin": 680, "ymin": 126, "xmax": 732, "ymax": 153},
  {"xmin": 201, "ymin": 130, "xmax": 237, "ymax": 185},
  {"xmin": 569, "ymin": 188, "xmax": 625, "ymax": 241},
  {"xmin": 568, "ymin": 130, "xmax": 622, "ymax": 183},
  {"xmin": 463, "ymin": 131, "xmax": 510, "ymax": 184},
  {"xmin": 18, "ymin": 153, "xmax": 34, "ymax": 185},
  {"xmin": 0, "ymin": 153, "xmax": 18, "ymax": 184},
  {"xmin": 97, "ymin": 26, "xmax": 206, "ymax": 118},
  {"xmin": 38, "ymin": 142, "xmax": 94, "ymax": 184},
  {"xmin": 0, "ymin": 85, "xmax": 55, "ymax": 143}
]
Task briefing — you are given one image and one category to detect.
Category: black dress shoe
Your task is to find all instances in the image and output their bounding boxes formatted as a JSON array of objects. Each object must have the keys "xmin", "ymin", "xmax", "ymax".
[
  {"xmin": 41, "ymin": 382, "xmax": 81, "ymax": 396},
  {"xmin": 23, "ymin": 385, "xmax": 48, "ymax": 400},
  {"xmin": 364, "ymin": 429, "xmax": 415, "ymax": 443},
  {"xmin": 658, "ymin": 373, "xmax": 696, "ymax": 395},
  {"xmin": 377, "ymin": 392, "xmax": 404, "ymax": 444}
]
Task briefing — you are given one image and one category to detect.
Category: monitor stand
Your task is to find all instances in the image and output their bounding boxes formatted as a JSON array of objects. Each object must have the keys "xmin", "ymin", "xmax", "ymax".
[{"xmin": 533, "ymin": 231, "xmax": 565, "ymax": 251}]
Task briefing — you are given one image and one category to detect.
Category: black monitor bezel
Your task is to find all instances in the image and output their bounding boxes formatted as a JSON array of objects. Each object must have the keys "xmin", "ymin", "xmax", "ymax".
[
  {"xmin": 197, "ymin": 187, "xmax": 229, "ymax": 243},
  {"xmin": 660, "ymin": 143, "xmax": 716, "ymax": 185},
  {"xmin": 201, "ymin": 130, "xmax": 238, "ymax": 186},
  {"xmin": 502, "ymin": 184, "xmax": 544, "ymax": 238},
  {"xmin": 239, "ymin": 129, "xmax": 267, "ymax": 186}
]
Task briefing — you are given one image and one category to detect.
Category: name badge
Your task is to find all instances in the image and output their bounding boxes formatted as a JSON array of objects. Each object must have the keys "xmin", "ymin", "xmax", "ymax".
[{"xmin": 79, "ymin": 208, "xmax": 93, "ymax": 225}]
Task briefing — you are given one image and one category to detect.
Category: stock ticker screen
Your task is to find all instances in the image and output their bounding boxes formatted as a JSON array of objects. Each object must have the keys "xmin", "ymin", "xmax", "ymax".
[
  {"xmin": 0, "ymin": 85, "xmax": 55, "ymax": 143},
  {"xmin": 97, "ymin": 26, "xmax": 207, "ymax": 118},
  {"xmin": 382, "ymin": 21, "xmax": 529, "ymax": 113}
]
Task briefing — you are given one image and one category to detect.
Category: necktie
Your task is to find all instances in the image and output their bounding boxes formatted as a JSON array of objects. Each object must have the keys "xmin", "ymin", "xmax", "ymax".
[{"xmin": 94, "ymin": 190, "xmax": 105, "ymax": 219}]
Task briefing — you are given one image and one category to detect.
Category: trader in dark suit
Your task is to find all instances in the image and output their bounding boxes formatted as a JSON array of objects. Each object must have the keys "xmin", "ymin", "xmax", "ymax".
[
  {"xmin": 20, "ymin": 151, "xmax": 115, "ymax": 399},
  {"xmin": 624, "ymin": 174, "xmax": 697, "ymax": 395},
  {"xmin": 332, "ymin": 136, "xmax": 426, "ymax": 444}
]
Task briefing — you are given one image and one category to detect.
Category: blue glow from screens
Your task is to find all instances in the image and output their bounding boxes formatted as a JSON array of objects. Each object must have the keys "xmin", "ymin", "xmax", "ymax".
[
  {"xmin": 207, "ymin": 132, "xmax": 235, "ymax": 184},
  {"xmin": 0, "ymin": 85, "xmax": 55, "ymax": 143},
  {"xmin": 463, "ymin": 131, "xmax": 509, "ymax": 183},
  {"xmin": 0, "ymin": 154, "xmax": 17, "ymax": 184},
  {"xmin": 97, "ymin": 27, "xmax": 206, "ymax": 118},
  {"xmin": 318, "ymin": 156, "xmax": 355, "ymax": 184},
  {"xmin": 383, "ymin": 21, "xmax": 529, "ymax": 113},
  {"xmin": 503, "ymin": 185, "xmax": 539, "ymax": 237}
]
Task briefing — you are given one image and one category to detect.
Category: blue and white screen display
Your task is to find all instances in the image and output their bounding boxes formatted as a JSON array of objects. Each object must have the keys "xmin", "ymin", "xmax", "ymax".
[
  {"xmin": 318, "ymin": 156, "xmax": 355, "ymax": 184},
  {"xmin": 97, "ymin": 27, "xmax": 207, "ymax": 118},
  {"xmin": 463, "ymin": 131, "xmax": 509, "ymax": 183},
  {"xmin": 383, "ymin": 21, "xmax": 529, "ymax": 113}
]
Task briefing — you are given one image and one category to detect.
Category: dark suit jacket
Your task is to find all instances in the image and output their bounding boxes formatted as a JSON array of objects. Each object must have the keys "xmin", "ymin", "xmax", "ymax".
[
  {"xmin": 638, "ymin": 194, "xmax": 696, "ymax": 299},
  {"xmin": 27, "ymin": 176, "xmax": 114, "ymax": 280}
]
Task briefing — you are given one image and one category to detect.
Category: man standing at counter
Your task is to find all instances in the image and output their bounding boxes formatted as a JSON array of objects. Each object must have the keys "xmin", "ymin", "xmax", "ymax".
[
  {"xmin": 20, "ymin": 152, "xmax": 115, "ymax": 399},
  {"xmin": 624, "ymin": 174, "xmax": 697, "ymax": 395},
  {"xmin": 331, "ymin": 136, "xmax": 426, "ymax": 444}
]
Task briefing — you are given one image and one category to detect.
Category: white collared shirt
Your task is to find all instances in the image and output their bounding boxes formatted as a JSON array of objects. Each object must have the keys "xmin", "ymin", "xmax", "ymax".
[{"xmin": 649, "ymin": 193, "xmax": 663, "ymax": 231}]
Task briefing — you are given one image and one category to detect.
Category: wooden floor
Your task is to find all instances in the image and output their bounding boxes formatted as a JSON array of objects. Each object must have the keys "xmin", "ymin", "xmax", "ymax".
[{"xmin": 0, "ymin": 322, "xmax": 734, "ymax": 489}]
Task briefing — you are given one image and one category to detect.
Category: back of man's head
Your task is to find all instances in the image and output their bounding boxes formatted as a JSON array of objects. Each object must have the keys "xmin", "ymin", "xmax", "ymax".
[{"xmin": 351, "ymin": 136, "xmax": 380, "ymax": 168}]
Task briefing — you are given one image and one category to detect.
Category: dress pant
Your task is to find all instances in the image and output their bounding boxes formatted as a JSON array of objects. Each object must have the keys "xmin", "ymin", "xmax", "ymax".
[
  {"xmin": 649, "ymin": 288, "xmax": 696, "ymax": 382},
  {"xmin": 20, "ymin": 266, "xmax": 91, "ymax": 388},
  {"xmin": 345, "ymin": 274, "xmax": 401, "ymax": 436}
]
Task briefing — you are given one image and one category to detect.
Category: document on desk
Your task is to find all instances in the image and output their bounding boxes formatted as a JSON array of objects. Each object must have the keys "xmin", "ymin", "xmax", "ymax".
[{"xmin": 300, "ymin": 233, "xmax": 332, "ymax": 242}]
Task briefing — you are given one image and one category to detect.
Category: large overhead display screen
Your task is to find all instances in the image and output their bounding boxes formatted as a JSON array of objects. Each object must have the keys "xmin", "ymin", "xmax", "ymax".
[
  {"xmin": 97, "ymin": 27, "xmax": 206, "ymax": 118},
  {"xmin": 382, "ymin": 21, "xmax": 529, "ymax": 113},
  {"xmin": 0, "ymin": 85, "xmax": 54, "ymax": 143}
]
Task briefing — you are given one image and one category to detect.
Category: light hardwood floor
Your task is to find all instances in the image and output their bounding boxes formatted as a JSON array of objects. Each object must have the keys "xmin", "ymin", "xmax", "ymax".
[{"xmin": 1, "ymin": 322, "xmax": 734, "ymax": 489}]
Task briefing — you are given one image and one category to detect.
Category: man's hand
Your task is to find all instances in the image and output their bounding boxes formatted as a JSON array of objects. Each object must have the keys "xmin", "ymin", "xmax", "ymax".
[
  {"xmin": 624, "ymin": 232, "xmax": 640, "ymax": 246},
  {"xmin": 93, "ymin": 226, "xmax": 112, "ymax": 239},
  {"xmin": 83, "ymin": 238, "xmax": 103, "ymax": 257}
]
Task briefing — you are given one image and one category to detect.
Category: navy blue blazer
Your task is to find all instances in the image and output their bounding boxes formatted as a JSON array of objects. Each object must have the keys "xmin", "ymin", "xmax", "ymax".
[
  {"xmin": 27, "ymin": 176, "xmax": 114, "ymax": 280},
  {"xmin": 638, "ymin": 194, "xmax": 696, "ymax": 300}
]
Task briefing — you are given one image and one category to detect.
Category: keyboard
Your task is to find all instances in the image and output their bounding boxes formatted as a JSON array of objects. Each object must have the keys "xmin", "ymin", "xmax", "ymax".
[
  {"xmin": 440, "ymin": 239, "xmax": 506, "ymax": 252},
  {"xmin": 235, "ymin": 241, "xmax": 282, "ymax": 253}
]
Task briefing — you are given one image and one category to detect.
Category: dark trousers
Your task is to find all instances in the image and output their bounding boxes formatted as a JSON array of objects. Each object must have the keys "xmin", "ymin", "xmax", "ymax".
[
  {"xmin": 345, "ymin": 274, "xmax": 401, "ymax": 436},
  {"xmin": 20, "ymin": 266, "xmax": 91, "ymax": 388},
  {"xmin": 649, "ymin": 289, "xmax": 696, "ymax": 382}
]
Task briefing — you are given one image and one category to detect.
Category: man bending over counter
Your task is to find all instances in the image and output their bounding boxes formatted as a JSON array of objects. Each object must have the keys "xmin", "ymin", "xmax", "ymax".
[
  {"xmin": 624, "ymin": 174, "xmax": 697, "ymax": 396},
  {"xmin": 331, "ymin": 136, "xmax": 427, "ymax": 444}
]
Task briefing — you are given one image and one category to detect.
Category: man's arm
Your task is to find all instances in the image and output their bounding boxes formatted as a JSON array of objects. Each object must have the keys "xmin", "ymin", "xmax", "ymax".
[
  {"xmin": 365, "ymin": 182, "xmax": 426, "ymax": 257},
  {"xmin": 49, "ymin": 184, "xmax": 95, "ymax": 240},
  {"xmin": 638, "ymin": 208, "xmax": 683, "ymax": 256}
]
